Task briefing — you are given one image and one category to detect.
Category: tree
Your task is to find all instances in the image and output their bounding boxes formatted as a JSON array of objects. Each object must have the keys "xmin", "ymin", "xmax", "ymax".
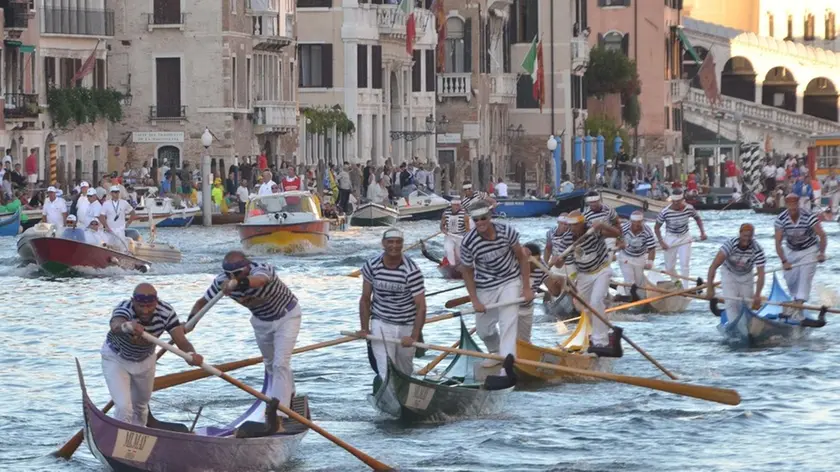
[{"xmin": 584, "ymin": 48, "xmax": 641, "ymax": 99}]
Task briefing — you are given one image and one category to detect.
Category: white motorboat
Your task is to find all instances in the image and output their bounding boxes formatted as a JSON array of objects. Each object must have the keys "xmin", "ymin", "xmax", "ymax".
[{"xmin": 396, "ymin": 189, "xmax": 450, "ymax": 221}]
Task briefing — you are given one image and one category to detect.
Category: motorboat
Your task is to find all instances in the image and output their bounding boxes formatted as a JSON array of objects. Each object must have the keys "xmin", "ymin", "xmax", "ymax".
[{"xmin": 238, "ymin": 191, "xmax": 330, "ymax": 252}]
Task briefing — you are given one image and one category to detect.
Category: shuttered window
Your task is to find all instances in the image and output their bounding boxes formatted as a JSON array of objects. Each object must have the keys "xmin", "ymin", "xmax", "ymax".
[
  {"xmin": 516, "ymin": 75, "xmax": 539, "ymax": 109},
  {"xmin": 371, "ymin": 45, "xmax": 382, "ymax": 89},
  {"xmin": 298, "ymin": 44, "xmax": 333, "ymax": 88},
  {"xmin": 424, "ymin": 50, "xmax": 434, "ymax": 92},
  {"xmin": 44, "ymin": 56, "xmax": 56, "ymax": 88},
  {"xmin": 155, "ymin": 57, "xmax": 182, "ymax": 117},
  {"xmin": 94, "ymin": 59, "xmax": 106, "ymax": 90},
  {"xmin": 411, "ymin": 50, "xmax": 421, "ymax": 92},
  {"xmin": 357, "ymin": 44, "xmax": 368, "ymax": 88}
]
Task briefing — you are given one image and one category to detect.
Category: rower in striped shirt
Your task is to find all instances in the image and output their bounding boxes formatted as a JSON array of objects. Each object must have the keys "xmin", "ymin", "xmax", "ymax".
[
  {"xmin": 545, "ymin": 213, "xmax": 576, "ymax": 278},
  {"xmin": 707, "ymin": 224, "xmax": 766, "ymax": 324},
  {"xmin": 615, "ymin": 210, "xmax": 656, "ymax": 302},
  {"xmin": 552, "ymin": 210, "xmax": 623, "ymax": 357},
  {"xmin": 519, "ymin": 242, "xmax": 565, "ymax": 342},
  {"xmin": 461, "ymin": 181, "xmax": 497, "ymax": 227},
  {"xmin": 189, "ymin": 251, "xmax": 302, "ymax": 420},
  {"xmin": 102, "ymin": 283, "xmax": 203, "ymax": 426},
  {"xmin": 357, "ymin": 228, "xmax": 426, "ymax": 384},
  {"xmin": 773, "ymin": 193, "xmax": 827, "ymax": 303},
  {"xmin": 460, "ymin": 200, "xmax": 532, "ymax": 372},
  {"xmin": 439, "ymin": 198, "xmax": 469, "ymax": 266},
  {"xmin": 584, "ymin": 190, "xmax": 621, "ymax": 252},
  {"xmin": 654, "ymin": 189, "xmax": 707, "ymax": 280}
]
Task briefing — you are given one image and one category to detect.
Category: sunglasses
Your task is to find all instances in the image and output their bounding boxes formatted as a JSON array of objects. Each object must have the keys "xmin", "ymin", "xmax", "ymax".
[
  {"xmin": 222, "ymin": 260, "xmax": 249, "ymax": 278},
  {"xmin": 473, "ymin": 215, "xmax": 491, "ymax": 221},
  {"xmin": 133, "ymin": 293, "xmax": 158, "ymax": 304}
]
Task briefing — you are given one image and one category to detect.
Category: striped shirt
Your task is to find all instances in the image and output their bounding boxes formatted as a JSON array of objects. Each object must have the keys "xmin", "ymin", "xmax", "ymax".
[
  {"xmin": 547, "ymin": 227, "xmax": 574, "ymax": 265},
  {"xmin": 522, "ymin": 265, "xmax": 548, "ymax": 308},
  {"xmin": 460, "ymin": 222, "xmax": 521, "ymax": 289},
  {"xmin": 553, "ymin": 224, "xmax": 610, "ymax": 273},
  {"xmin": 583, "ymin": 204, "xmax": 618, "ymax": 225},
  {"xmin": 204, "ymin": 262, "xmax": 297, "ymax": 321},
  {"xmin": 462, "ymin": 191, "xmax": 488, "ymax": 212},
  {"xmin": 656, "ymin": 204, "xmax": 697, "ymax": 236},
  {"xmin": 620, "ymin": 221, "xmax": 656, "ymax": 258},
  {"xmin": 720, "ymin": 237, "xmax": 766, "ymax": 275},
  {"xmin": 361, "ymin": 254, "xmax": 425, "ymax": 325},
  {"xmin": 774, "ymin": 209, "xmax": 820, "ymax": 251},
  {"xmin": 106, "ymin": 299, "xmax": 180, "ymax": 362},
  {"xmin": 443, "ymin": 207, "xmax": 467, "ymax": 235}
]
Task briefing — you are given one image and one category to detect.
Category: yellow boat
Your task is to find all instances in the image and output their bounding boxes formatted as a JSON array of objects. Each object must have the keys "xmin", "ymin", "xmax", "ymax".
[{"xmin": 238, "ymin": 191, "xmax": 330, "ymax": 253}]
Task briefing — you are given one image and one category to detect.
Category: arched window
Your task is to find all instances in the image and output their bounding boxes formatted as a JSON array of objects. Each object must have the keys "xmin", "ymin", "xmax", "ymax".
[
  {"xmin": 445, "ymin": 17, "xmax": 467, "ymax": 73},
  {"xmin": 603, "ymin": 31, "xmax": 624, "ymax": 53},
  {"xmin": 157, "ymin": 146, "xmax": 181, "ymax": 169}
]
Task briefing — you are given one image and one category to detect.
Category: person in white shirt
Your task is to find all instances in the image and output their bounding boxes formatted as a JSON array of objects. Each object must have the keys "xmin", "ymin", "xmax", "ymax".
[
  {"xmin": 367, "ymin": 176, "xmax": 390, "ymax": 206},
  {"xmin": 74, "ymin": 181, "xmax": 91, "ymax": 221},
  {"xmin": 236, "ymin": 179, "xmax": 250, "ymax": 213},
  {"xmin": 495, "ymin": 177, "xmax": 508, "ymax": 198},
  {"xmin": 42, "ymin": 186, "xmax": 68, "ymax": 230},
  {"xmin": 100, "ymin": 185, "xmax": 135, "ymax": 249},
  {"xmin": 732, "ymin": 188, "xmax": 742, "ymax": 202},
  {"xmin": 85, "ymin": 219, "xmax": 107, "ymax": 246},
  {"xmin": 78, "ymin": 188, "xmax": 102, "ymax": 229},
  {"xmin": 762, "ymin": 160, "xmax": 777, "ymax": 193},
  {"xmin": 257, "ymin": 170, "xmax": 276, "ymax": 196}
]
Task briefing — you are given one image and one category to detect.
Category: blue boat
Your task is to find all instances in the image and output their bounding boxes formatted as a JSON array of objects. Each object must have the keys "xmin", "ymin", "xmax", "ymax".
[
  {"xmin": 0, "ymin": 210, "xmax": 20, "ymax": 237},
  {"xmin": 549, "ymin": 189, "xmax": 586, "ymax": 216},
  {"xmin": 493, "ymin": 199, "xmax": 556, "ymax": 218},
  {"xmin": 714, "ymin": 275, "xmax": 826, "ymax": 347}
]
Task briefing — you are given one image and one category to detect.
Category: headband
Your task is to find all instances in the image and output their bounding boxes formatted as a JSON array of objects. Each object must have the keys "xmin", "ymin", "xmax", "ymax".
[
  {"xmin": 462, "ymin": 184, "xmax": 473, "ymax": 190},
  {"xmin": 584, "ymin": 195, "xmax": 601, "ymax": 203},
  {"xmin": 382, "ymin": 228, "xmax": 404, "ymax": 240},
  {"xmin": 568, "ymin": 215, "xmax": 585, "ymax": 224},
  {"xmin": 469, "ymin": 206, "xmax": 491, "ymax": 218},
  {"xmin": 222, "ymin": 259, "xmax": 250, "ymax": 272},
  {"xmin": 630, "ymin": 213, "xmax": 644, "ymax": 222},
  {"xmin": 132, "ymin": 293, "xmax": 158, "ymax": 303},
  {"xmin": 557, "ymin": 215, "xmax": 567, "ymax": 224},
  {"xmin": 670, "ymin": 193, "xmax": 684, "ymax": 201},
  {"xmin": 451, "ymin": 199, "xmax": 461, "ymax": 205}
]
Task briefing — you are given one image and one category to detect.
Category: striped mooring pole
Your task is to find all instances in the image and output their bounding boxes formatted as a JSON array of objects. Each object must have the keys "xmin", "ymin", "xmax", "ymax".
[{"xmin": 49, "ymin": 143, "xmax": 57, "ymax": 185}]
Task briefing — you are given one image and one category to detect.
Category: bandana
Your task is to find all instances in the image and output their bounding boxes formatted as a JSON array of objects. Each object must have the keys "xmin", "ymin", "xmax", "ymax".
[
  {"xmin": 450, "ymin": 199, "xmax": 461, "ymax": 205},
  {"xmin": 557, "ymin": 215, "xmax": 567, "ymax": 224},
  {"xmin": 469, "ymin": 206, "xmax": 491, "ymax": 218},
  {"xmin": 462, "ymin": 184, "xmax": 473, "ymax": 190},
  {"xmin": 584, "ymin": 195, "xmax": 600, "ymax": 203},
  {"xmin": 382, "ymin": 228, "xmax": 404, "ymax": 240},
  {"xmin": 669, "ymin": 193, "xmax": 684, "ymax": 201},
  {"xmin": 222, "ymin": 259, "xmax": 250, "ymax": 277},
  {"xmin": 630, "ymin": 213, "xmax": 644, "ymax": 222}
]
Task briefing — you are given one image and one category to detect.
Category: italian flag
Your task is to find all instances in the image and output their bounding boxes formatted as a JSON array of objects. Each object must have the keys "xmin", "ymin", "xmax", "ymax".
[
  {"xmin": 521, "ymin": 35, "xmax": 545, "ymax": 111},
  {"xmin": 400, "ymin": 0, "xmax": 416, "ymax": 56}
]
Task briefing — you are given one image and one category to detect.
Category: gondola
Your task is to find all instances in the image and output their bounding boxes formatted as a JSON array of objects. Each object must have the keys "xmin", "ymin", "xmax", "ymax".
[
  {"xmin": 549, "ymin": 189, "xmax": 587, "ymax": 216},
  {"xmin": 713, "ymin": 275, "xmax": 826, "ymax": 347},
  {"xmin": 77, "ymin": 360, "xmax": 310, "ymax": 472},
  {"xmin": 542, "ymin": 290, "xmax": 579, "ymax": 320},
  {"xmin": 419, "ymin": 239, "xmax": 462, "ymax": 279},
  {"xmin": 370, "ymin": 320, "xmax": 514, "ymax": 422},
  {"xmin": 638, "ymin": 272, "xmax": 694, "ymax": 314},
  {"xmin": 0, "ymin": 209, "xmax": 20, "ymax": 236},
  {"xmin": 752, "ymin": 206, "xmax": 784, "ymax": 215}
]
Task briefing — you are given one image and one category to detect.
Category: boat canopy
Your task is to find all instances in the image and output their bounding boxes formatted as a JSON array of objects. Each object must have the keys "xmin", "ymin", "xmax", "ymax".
[{"xmin": 246, "ymin": 191, "xmax": 322, "ymax": 220}]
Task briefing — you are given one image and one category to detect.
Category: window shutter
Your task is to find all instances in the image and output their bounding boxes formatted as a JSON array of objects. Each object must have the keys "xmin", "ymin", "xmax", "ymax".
[
  {"xmin": 322, "ymin": 44, "xmax": 333, "ymax": 88},
  {"xmin": 516, "ymin": 75, "xmax": 537, "ymax": 109},
  {"xmin": 621, "ymin": 33, "xmax": 629, "ymax": 56},
  {"xmin": 464, "ymin": 18, "xmax": 472, "ymax": 73},
  {"xmin": 44, "ymin": 57, "xmax": 55, "ymax": 88},
  {"xmin": 297, "ymin": 45, "xmax": 303, "ymax": 87},
  {"xmin": 503, "ymin": 19, "xmax": 511, "ymax": 72},
  {"xmin": 412, "ymin": 50, "xmax": 421, "ymax": 92},
  {"xmin": 357, "ymin": 44, "xmax": 368, "ymax": 88},
  {"xmin": 372, "ymin": 45, "xmax": 383, "ymax": 89},
  {"xmin": 509, "ymin": 1, "xmax": 518, "ymax": 43},
  {"xmin": 597, "ymin": 33, "xmax": 604, "ymax": 48},
  {"xmin": 425, "ymin": 49, "xmax": 435, "ymax": 92},
  {"xmin": 525, "ymin": 0, "xmax": 538, "ymax": 39},
  {"xmin": 483, "ymin": 21, "xmax": 491, "ymax": 73}
]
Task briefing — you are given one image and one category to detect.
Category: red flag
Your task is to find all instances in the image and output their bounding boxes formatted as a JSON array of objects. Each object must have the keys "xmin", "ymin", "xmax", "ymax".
[
  {"xmin": 697, "ymin": 52, "xmax": 721, "ymax": 106},
  {"xmin": 72, "ymin": 39, "xmax": 101, "ymax": 85},
  {"xmin": 534, "ymin": 40, "xmax": 545, "ymax": 112},
  {"xmin": 432, "ymin": 0, "xmax": 446, "ymax": 72},
  {"xmin": 406, "ymin": 13, "xmax": 416, "ymax": 56}
]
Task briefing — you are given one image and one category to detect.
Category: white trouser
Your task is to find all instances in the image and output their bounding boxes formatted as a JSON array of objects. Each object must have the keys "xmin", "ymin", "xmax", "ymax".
[
  {"xmin": 725, "ymin": 176, "xmax": 739, "ymax": 189},
  {"xmin": 551, "ymin": 263, "xmax": 577, "ymax": 281},
  {"xmin": 517, "ymin": 304, "xmax": 534, "ymax": 342},
  {"xmin": 250, "ymin": 305, "xmax": 302, "ymax": 411},
  {"xmin": 101, "ymin": 343, "xmax": 156, "ymax": 426},
  {"xmin": 618, "ymin": 253, "xmax": 647, "ymax": 295},
  {"xmin": 369, "ymin": 318, "xmax": 415, "ymax": 383},
  {"xmin": 721, "ymin": 267, "xmax": 755, "ymax": 325},
  {"xmin": 574, "ymin": 266, "xmax": 613, "ymax": 346},
  {"xmin": 783, "ymin": 245, "xmax": 819, "ymax": 302},
  {"xmin": 831, "ymin": 192, "xmax": 840, "ymax": 211},
  {"xmin": 443, "ymin": 234, "xmax": 463, "ymax": 264},
  {"xmin": 108, "ymin": 225, "xmax": 127, "ymax": 248},
  {"xmin": 663, "ymin": 233, "xmax": 691, "ymax": 279},
  {"xmin": 476, "ymin": 278, "xmax": 522, "ymax": 373}
]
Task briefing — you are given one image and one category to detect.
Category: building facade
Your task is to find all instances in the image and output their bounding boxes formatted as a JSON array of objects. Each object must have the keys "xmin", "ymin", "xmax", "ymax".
[{"xmin": 108, "ymin": 0, "xmax": 299, "ymax": 174}]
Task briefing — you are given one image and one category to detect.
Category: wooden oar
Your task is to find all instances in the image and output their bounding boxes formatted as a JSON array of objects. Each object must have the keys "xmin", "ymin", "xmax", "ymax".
[
  {"xmin": 348, "ymin": 231, "xmax": 442, "ymax": 277},
  {"xmin": 638, "ymin": 283, "xmax": 840, "ymax": 315},
  {"xmin": 446, "ymin": 295, "xmax": 471, "ymax": 308},
  {"xmin": 766, "ymin": 258, "xmax": 825, "ymax": 275},
  {"xmin": 661, "ymin": 238, "xmax": 695, "ymax": 251},
  {"xmin": 53, "ymin": 290, "xmax": 226, "ymax": 460},
  {"xmin": 139, "ymin": 331, "xmax": 394, "ymax": 472},
  {"xmin": 426, "ymin": 285, "xmax": 465, "ymax": 298},
  {"xmin": 416, "ymin": 327, "xmax": 477, "ymax": 376},
  {"xmin": 619, "ymin": 259, "xmax": 698, "ymax": 284},
  {"xmin": 342, "ymin": 333, "xmax": 741, "ymax": 406}
]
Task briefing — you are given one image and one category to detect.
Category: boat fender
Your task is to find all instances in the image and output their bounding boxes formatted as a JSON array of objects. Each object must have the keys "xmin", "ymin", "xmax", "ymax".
[
  {"xmin": 108, "ymin": 256, "xmax": 119, "ymax": 265},
  {"xmin": 629, "ymin": 283, "xmax": 641, "ymax": 302},
  {"xmin": 642, "ymin": 201, "xmax": 649, "ymax": 211},
  {"xmin": 137, "ymin": 264, "xmax": 150, "ymax": 274},
  {"xmin": 710, "ymin": 298, "xmax": 722, "ymax": 317}
]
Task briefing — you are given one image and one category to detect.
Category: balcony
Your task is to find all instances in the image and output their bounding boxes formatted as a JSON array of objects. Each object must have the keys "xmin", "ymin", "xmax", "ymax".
[
  {"xmin": 376, "ymin": 5, "xmax": 430, "ymax": 39},
  {"xmin": 571, "ymin": 37, "xmax": 590, "ymax": 72},
  {"xmin": 146, "ymin": 12, "xmax": 186, "ymax": 31},
  {"xmin": 149, "ymin": 105, "xmax": 187, "ymax": 121},
  {"xmin": 437, "ymin": 73, "xmax": 471, "ymax": 101},
  {"xmin": 488, "ymin": 73, "xmax": 516, "ymax": 104},
  {"xmin": 246, "ymin": 0, "xmax": 279, "ymax": 14},
  {"xmin": 668, "ymin": 79, "xmax": 689, "ymax": 103},
  {"xmin": 4, "ymin": 93, "xmax": 39, "ymax": 120},
  {"xmin": 41, "ymin": 8, "xmax": 114, "ymax": 37},
  {"xmin": 253, "ymin": 102, "xmax": 298, "ymax": 134},
  {"xmin": 252, "ymin": 13, "xmax": 294, "ymax": 51},
  {"xmin": 3, "ymin": 2, "xmax": 31, "ymax": 35}
]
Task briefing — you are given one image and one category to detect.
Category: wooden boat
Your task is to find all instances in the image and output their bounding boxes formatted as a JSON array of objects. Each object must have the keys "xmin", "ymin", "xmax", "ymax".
[
  {"xmin": 17, "ymin": 222, "xmax": 56, "ymax": 262},
  {"xmin": 493, "ymin": 199, "xmax": 556, "ymax": 218},
  {"xmin": 370, "ymin": 320, "xmax": 513, "ymax": 422},
  {"xmin": 396, "ymin": 190, "xmax": 450, "ymax": 221},
  {"xmin": 549, "ymin": 189, "xmax": 586, "ymax": 216},
  {"xmin": 350, "ymin": 202, "xmax": 399, "ymax": 227},
  {"xmin": 238, "ymin": 191, "xmax": 330, "ymax": 253},
  {"xmin": 0, "ymin": 209, "xmax": 20, "ymax": 236},
  {"xmin": 752, "ymin": 206, "xmax": 784, "ymax": 215},
  {"xmin": 512, "ymin": 312, "xmax": 613, "ymax": 384},
  {"xmin": 419, "ymin": 239, "xmax": 462, "ymax": 280},
  {"xmin": 29, "ymin": 236, "xmax": 152, "ymax": 276},
  {"xmin": 542, "ymin": 291, "xmax": 579, "ymax": 320},
  {"xmin": 211, "ymin": 212, "xmax": 245, "ymax": 225},
  {"xmin": 715, "ymin": 275, "xmax": 826, "ymax": 347},
  {"xmin": 599, "ymin": 189, "xmax": 668, "ymax": 219},
  {"xmin": 639, "ymin": 272, "xmax": 693, "ymax": 314},
  {"xmin": 77, "ymin": 360, "xmax": 309, "ymax": 472}
]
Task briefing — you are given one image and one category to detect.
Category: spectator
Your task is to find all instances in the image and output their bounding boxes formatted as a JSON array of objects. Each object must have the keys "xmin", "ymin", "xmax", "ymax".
[
  {"xmin": 25, "ymin": 149, "xmax": 37, "ymax": 189},
  {"xmin": 236, "ymin": 179, "xmax": 250, "ymax": 213},
  {"xmin": 258, "ymin": 152, "xmax": 268, "ymax": 171},
  {"xmin": 337, "ymin": 162, "xmax": 352, "ymax": 212}
]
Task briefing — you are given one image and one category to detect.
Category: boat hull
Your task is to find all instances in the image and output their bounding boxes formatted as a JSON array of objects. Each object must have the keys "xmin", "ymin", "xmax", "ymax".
[
  {"xmin": 494, "ymin": 199, "xmax": 556, "ymax": 218},
  {"xmin": 419, "ymin": 239, "xmax": 462, "ymax": 280},
  {"xmin": 350, "ymin": 203, "xmax": 399, "ymax": 227},
  {"xmin": 0, "ymin": 210, "xmax": 20, "ymax": 236},
  {"xmin": 542, "ymin": 292, "xmax": 579, "ymax": 320},
  {"xmin": 398, "ymin": 203, "xmax": 448, "ymax": 221},
  {"xmin": 513, "ymin": 340, "xmax": 611, "ymax": 384},
  {"xmin": 238, "ymin": 220, "xmax": 330, "ymax": 252},
  {"xmin": 641, "ymin": 275, "xmax": 693, "ymax": 314},
  {"xmin": 549, "ymin": 190, "xmax": 586, "ymax": 216},
  {"xmin": 29, "ymin": 237, "xmax": 151, "ymax": 276},
  {"xmin": 599, "ymin": 189, "xmax": 668, "ymax": 219}
]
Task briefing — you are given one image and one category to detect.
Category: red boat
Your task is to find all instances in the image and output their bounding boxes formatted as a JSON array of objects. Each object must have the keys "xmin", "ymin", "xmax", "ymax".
[
  {"xmin": 28, "ymin": 236, "xmax": 152, "ymax": 276},
  {"xmin": 419, "ymin": 240, "xmax": 462, "ymax": 280}
]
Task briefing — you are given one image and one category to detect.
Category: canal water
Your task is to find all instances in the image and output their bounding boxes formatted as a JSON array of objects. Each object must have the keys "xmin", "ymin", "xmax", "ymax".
[{"xmin": 1, "ymin": 209, "xmax": 840, "ymax": 471}]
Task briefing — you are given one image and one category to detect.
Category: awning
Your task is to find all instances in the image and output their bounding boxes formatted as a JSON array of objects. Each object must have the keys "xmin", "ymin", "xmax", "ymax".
[
  {"xmin": 3, "ymin": 40, "xmax": 35, "ymax": 53},
  {"xmin": 3, "ymin": 40, "xmax": 21, "ymax": 47},
  {"xmin": 675, "ymin": 27, "xmax": 703, "ymax": 63},
  {"xmin": 19, "ymin": 45, "xmax": 35, "ymax": 53}
]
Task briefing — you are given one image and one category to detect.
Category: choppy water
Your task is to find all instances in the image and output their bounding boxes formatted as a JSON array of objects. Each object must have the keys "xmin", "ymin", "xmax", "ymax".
[{"xmin": 2, "ymin": 210, "xmax": 840, "ymax": 472}]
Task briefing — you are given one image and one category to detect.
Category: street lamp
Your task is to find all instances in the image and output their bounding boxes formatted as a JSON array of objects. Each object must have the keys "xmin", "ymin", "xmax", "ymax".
[
  {"xmin": 547, "ymin": 134, "xmax": 563, "ymax": 195},
  {"xmin": 201, "ymin": 127, "xmax": 214, "ymax": 227},
  {"xmin": 714, "ymin": 110, "xmax": 726, "ymax": 187}
]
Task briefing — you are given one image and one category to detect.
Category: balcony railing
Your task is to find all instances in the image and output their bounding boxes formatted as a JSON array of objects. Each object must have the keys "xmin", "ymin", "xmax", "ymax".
[
  {"xmin": 254, "ymin": 102, "xmax": 298, "ymax": 133},
  {"xmin": 246, "ymin": 0, "xmax": 279, "ymax": 14},
  {"xmin": 4, "ymin": 4, "xmax": 30, "ymax": 30},
  {"xmin": 252, "ymin": 13, "xmax": 294, "ymax": 50},
  {"xmin": 376, "ymin": 5, "xmax": 431, "ymax": 37},
  {"xmin": 4, "ymin": 93, "xmax": 39, "ymax": 119},
  {"xmin": 146, "ymin": 12, "xmax": 186, "ymax": 28},
  {"xmin": 571, "ymin": 37, "xmax": 590, "ymax": 70},
  {"xmin": 41, "ymin": 8, "xmax": 114, "ymax": 36},
  {"xmin": 149, "ymin": 105, "xmax": 187, "ymax": 121},
  {"xmin": 489, "ymin": 73, "xmax": 516, "ymax": 103},
  {"xmin": 437, "ymin": 73, "xmax": 471, "ymax": 101}
]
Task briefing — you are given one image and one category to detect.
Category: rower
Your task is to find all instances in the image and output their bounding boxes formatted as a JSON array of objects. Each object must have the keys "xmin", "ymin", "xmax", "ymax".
[
  {"xmin": 520, "ymin": 242, "xmax": 564, "ymax": 342},
  {"xmin": 102, "ymin": 283, "xmax": 203, "ymax": 426},
  {"xmin": 654, "ymin": 189, "xmax": 707, "ymax": 281},
  {"xmin": 189, "ymin": 251, "xmax": 302, "ymax": 417},
  {"xmin": 546, "ymin": 214, "xmax": 576, "ymax": 279},
  {"xmin": 583, "ymin": 190, "xmax": 621, "ymax": 233},
  {"xmin": 440, "ymin": 198, "xmax": 469, "ymax": 266},
  {"xmin": 42, "ymin": 185, "xmax": 68, "ymax": 230},
  {"xmin": 774, "ymin": 193, "xmax": 827, "ymax": 308},
  {"xmin": 707, "ymin": 223, "xmax": 766, "ymax": 323},
  {"xmin": 552, "ymin": 210, "xmax": 623, "ymax": 357},
  {"xmin": 615, "ymin": 210, "xmax": 656, "ymax": 302},
  {"xmin": 460, "ymin": 200, "xmax": 533, "ymax": 371},
  {"xmin": 357, "ymin": 228, "xmax": 426, "ymax": 384},
  {"xmin": 100, "ymin": 185, "xmax": 136, "ymax": 248},
  {"xmin": 461, "ymin": 181, "xmax": 496, "ymax": 224}
]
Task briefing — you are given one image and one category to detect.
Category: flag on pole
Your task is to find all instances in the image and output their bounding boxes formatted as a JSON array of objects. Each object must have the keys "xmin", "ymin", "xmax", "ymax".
[
  {"xmin": 521, "ymin": 35, "xmax": 545, "ymax": 111},
  {"xmin": 431, "ymin": 0, "xmax": 446, "ymax": 72},
  {"xmin": 399, "ymin": 0, "xmax": 416, "ymax": 56},
  {"xmin": 72, "ymin": 39, "xmax": 101, "ymax": 85},
  {"xmin": 697, "ymin": 51, "xmax": 721, "ymax": 107}
]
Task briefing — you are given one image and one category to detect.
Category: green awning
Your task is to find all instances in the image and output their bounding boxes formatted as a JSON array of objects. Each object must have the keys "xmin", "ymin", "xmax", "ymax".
[
  {"xmin": 3, "ymin": 40, "xmax": 21, "ymax": 47},
  {"xmin": 19, "ymin": 45, "xmax": 35, "ymax": 53},
  {"xmin": 676, "ymin": 27, "xmax": 703, "ymax": 63}
]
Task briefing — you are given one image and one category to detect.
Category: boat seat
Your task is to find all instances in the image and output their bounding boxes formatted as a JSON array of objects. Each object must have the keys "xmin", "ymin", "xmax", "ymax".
[
  {"xmin": 146, "ymin": 410, "xmax": 191, "ymax": 434},
  {"xmin": 235, "ymin": 396, "xmax": 310, "ymax": 438}
]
